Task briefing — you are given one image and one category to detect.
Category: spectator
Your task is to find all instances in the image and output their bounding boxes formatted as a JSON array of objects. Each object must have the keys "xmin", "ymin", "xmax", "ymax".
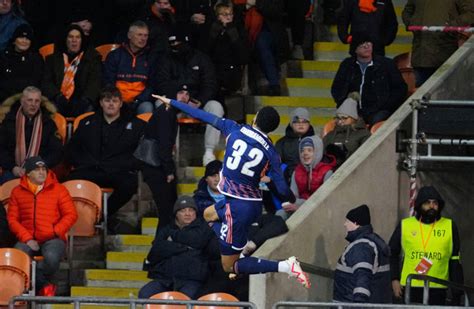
[
  {"xmin": 275, "ymin": 107, "xmax": 315, "ymax": 183},
  {"xmin": 333, "ymin": 204, "xmax": 391, "ymax": 303},
  {"xmin": 206, "ymin": 3, "xmax": 249, "ymax": 96},
  {"xmin": 65, "ymin": 86, "xmax": 146, "ymax": 233},
  {"xmin": 69, "ymin": 10, "xmax": 107, "ymax": 48},
  {"xmin": 41, "ymin": 24, "xmax": 102, "ymax": 117},
  {"xmin": 141, "ymin": 102, "xmax": 178, "ymax": 228},
  {"xmin": 337, "ymin": 0, "xmax": 398, "ymax": 56},
  {"xmin": 402, "ymin": 0, "xmax": 474, "ymax": 86},
  {"xmin": 139, "ymin": 195, "xmax": 215, "ymax": 299},
  {"xmin": 138, "ymin": 0, "xmax": 176, "ymax": 55},
  {"xmin": 0, "ymin": 24, "xmax": 44, "ymax": 103},
  {"xmin": 0, "ymin": 201, "xmax": 15, "ymax": 248},
  {"xmin": 323, "ymin": 93, "xmax": 370, "ymax": 159},
  {"xmin": 389, "ymin": 186, "xmax": 464, "ymax": 305},
  {"xmin": 0, "ymin": 0, "xmax": 27, "ymax": 52},
  {"xmin": 193, "ymin": 160, "xmax": 225, "ymax": 217},
  {"xmin": 233, "ymin": 0, "xmax": 290, "ymax": 96},
  {"xmin": 285, "ymin": 0, "xmax": 312, "ymax": 59},
  {"xmin": 103, "ymin": 21, "xmax": 156, "ymax": 115},
  {"xmin": 0, "ymin": 86, "xmax": 62, "ymax": 184},
  {"xmin": 282, "ymin": 136, "xmax": 336, "ymax": 219},
  {"xmin": 154, "ymin": 30, "xmax": 224, "ymax": 166},
  {"xmin": 331, "ymin": 35, "xmax": 407, "ymax": 126},
  {"xmin": 7, "ymin": 156, "xmax": 77, "ymax": 295}
]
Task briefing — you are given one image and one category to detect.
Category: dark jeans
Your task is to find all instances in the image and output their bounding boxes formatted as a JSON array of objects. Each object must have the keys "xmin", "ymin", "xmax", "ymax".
[
  {"xmin": 138, "ymin": 278, "xmax": 202, "ymax": 299},
  {"xmin": 67, "ymin": 168, "xmax": 138, "ymax": 216},
  {"xmin": 407, "ymin": 287, "xmax": 447, "ymax": 305},
  {"xmin": 255, "ymin": 29, "xmax": 280, "ymax": 86},
  {"xmin": 15, "ymin": 238, "xmax": 65, "ymax": 290},
  {"xmin": 142, "ymin": 166, "xmax": 177, "ymax": 229},
  {"xmin": 285, "ymin": 0, "xmax": 311, "ymax": 45},
  {"xmin": 363, "ymin": 110, "xmax": 392, "ymax": 126},
  {"xmin": 414, "ymin": 67, "xmax": 438, "ymax": 87}
]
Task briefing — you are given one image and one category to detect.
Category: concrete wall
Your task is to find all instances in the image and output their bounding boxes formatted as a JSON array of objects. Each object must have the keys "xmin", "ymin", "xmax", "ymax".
[{"xmin": 249, "ymin": 38, "xmax": 474, "ymax": 308}]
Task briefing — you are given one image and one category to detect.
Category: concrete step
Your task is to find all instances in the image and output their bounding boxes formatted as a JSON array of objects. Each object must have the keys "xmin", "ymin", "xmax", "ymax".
[
  {"xmin": 327, "ymin": 24, "xmax": 412, "ymax": 44},
  {"xmin": 286, "ymin": 78, "xmax": 332, "ymax": 97},
  {"xmin": 108, "ymin": 234, "xmax": 153, "ymax": 252},
  {"xmin": 177, "ymin": 183, "xmax": 197, "ymax": 195},
  {"xmin": 141, "ymin": 217, "xmax": 158, "ymax": 235},
  {"xmin": 71, "ymin": 286, "xmax": 139, "ymax": 298},
  {"xmin": 255, "ymin": 95, "xmax": 335, "ymax": 109},
  {"xmin": 313, "ymin": 42, "xmax": 411, "ymax": 60},
  {"xmin": 106, "ymin": 251, "xmax": 147, "ymax": 270},
  {"xmin": 85, "ymin": 269, "xmax": 149, "ymax": 288},
  {"xmin": 299, "ymin": 60, "xmax": 340, "ymax": 79}
]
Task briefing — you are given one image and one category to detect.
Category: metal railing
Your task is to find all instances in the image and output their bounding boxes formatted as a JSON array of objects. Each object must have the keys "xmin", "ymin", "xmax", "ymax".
[
  {"xmin": 272, "ymin": 301, "xmax": 467, "ymax": 308},
  {"xmin": 405, "ymin": 274, "xmax": 474, "ymax": 306},
  {"xmin": 8, "ymin": 296, "xmax": 257, "ymax": 309}
]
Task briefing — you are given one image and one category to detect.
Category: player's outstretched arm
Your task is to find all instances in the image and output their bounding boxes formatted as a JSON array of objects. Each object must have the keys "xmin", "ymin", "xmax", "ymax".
[{"xmin": 152, "ymin": 94, "xmax": 220, "ymax": 127}]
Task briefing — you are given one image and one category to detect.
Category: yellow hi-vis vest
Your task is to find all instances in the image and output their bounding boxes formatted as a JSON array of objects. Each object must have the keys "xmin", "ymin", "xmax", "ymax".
[{"xmin": 401, "ymin": 216, "xmax": 452, "ymax": 288}]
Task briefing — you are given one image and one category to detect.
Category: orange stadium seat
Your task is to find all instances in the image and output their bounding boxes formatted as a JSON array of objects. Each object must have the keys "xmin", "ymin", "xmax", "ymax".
[
  {"xmin": 73, "ymin": 111, "xmax": 95, "ymax": 132},
  {"xmin": 95, "ymin": 44, "xmax": 120, "ymax": 62},
  {"xmin": 39, "ymin": 43, "xmax": 54, "ymax": 60},
  {"xmin": 0, "ymin": 248, "xmax": 32, "ymax": 305},
  {"xmin": 52, "ymin": 113, "xmax": 68, "ymax": 144},
  {"xmin": 195, "ymin": 292, "xmax": 240, "ymax": 309},
  {"xmin": 145, "ymin": 291, "xmax": 191, "ymax": 309},
  {"xmin": 137, "ymin": 112, "xmax": 153, "ymax": 122},
  {"xmin": 321, "ymin": 119, "xmax": 336, "ymax": 138},
  {"xmin": 370, "ymin": 121, "xmax": 385, "ymax": 134},
  {"xmin": 0, "ymin": 178, "xmax": 21, "ymax": 210},
  {"xmin": 394, "ymin": 52, "xmax": 417, "ymax": 96}
]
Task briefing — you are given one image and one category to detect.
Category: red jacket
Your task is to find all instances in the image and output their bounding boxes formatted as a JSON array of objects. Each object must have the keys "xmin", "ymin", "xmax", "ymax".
[
  {"xmin": 7, "ymin": 172, "xmax": 77, "ymax": 244},
  {"xmin": 294, "ymin": 155, "xmax": 337, "ymax": 200}
]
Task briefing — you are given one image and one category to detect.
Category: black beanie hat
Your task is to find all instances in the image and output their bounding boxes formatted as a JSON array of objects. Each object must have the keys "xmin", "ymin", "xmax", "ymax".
[
  {"xmin": 24, "ymin": 156, "xmax": 47, "ymax": 174},
  {"xmin": 12, "ymin": 24, "xmax": 34, "ymax": 42},
  {"xmin": 205, "ymin": 160, "xmax": 222, "ymax": 177},
  {"xmin": 255, "ymin": 106, "xmax": 280, "ymax": 133},
  {"xmin": 346, "ymin": 204, "xmax": 371, "ymax": 226},
  {"xmin": 173, "ymin": 195, "xmax": 197, "ymax": 214}
]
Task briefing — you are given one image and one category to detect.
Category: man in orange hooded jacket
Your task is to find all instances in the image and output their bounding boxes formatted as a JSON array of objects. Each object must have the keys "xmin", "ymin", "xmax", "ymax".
[{"xmin": 8, "ymin": 156, "xmax": 77, "ymax": 295}]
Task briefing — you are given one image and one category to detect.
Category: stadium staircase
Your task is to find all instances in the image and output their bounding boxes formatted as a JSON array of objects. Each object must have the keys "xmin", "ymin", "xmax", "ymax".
[{"xmin": 50, "ymin": 0, "xmax": 412, "ymax": 307}]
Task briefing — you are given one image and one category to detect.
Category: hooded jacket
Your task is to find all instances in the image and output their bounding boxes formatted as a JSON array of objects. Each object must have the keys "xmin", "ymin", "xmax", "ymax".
[
  {"xmin": 7, "ymin": 171, "xmax": 77, "ymax": 243},
  {"xmin": 0, "ymin": 2, "xmax": 27, "ymax": 52},
  {"xmin": 323, "ymin": 118, "xmax": 371, "ymax": 157},
  {"xmin": 290, "ymin": 136, "xmax": 336, "ymax": 203},
  {"xmin": 0, "ymin": 45, "xmax": 44, "ymax": 103},
  {"xmin": 0, "ymin": 94, "xmax": 63, "ymax": 171},
  {"xmin": 333, "ymin": 224, "xmax": 392, "ymax": 303},
  {"xmin": 275, "ymin": 123, "xmax": 315, "ymax": 182}
]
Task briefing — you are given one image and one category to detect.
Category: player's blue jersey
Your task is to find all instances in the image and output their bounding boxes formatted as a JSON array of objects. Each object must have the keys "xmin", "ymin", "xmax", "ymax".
[{"xmin": 168, "ymin": 99, "xmax": 292, "ymax": 202}]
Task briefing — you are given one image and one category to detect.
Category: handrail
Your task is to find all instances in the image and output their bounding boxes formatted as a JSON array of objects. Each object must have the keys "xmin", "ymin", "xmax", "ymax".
[
  {"xmin": 272, "ymin": 301, "xmax": 465, "ymax": 308},
  {"xmin": 300, "ymin": 261, "xmax": 334, "ymax": 279},
  {"xmin": 405, "ymin": 274, "xmax": 474, "ymax": 306},
  {"xmin": 9, "ymin": 296, "xmax": 257, "ymax": 309}
]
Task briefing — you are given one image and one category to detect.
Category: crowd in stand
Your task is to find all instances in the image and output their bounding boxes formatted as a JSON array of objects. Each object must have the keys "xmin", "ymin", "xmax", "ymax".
[{"xmin": 0, "ymin": 0, "xmax": 472, "ymax": 304}]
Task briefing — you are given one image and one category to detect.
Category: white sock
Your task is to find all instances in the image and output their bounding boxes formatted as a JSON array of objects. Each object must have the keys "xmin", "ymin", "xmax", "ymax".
[{"xmin": 278, "ymin": 260, "xmax": 291, "ymax": 273}]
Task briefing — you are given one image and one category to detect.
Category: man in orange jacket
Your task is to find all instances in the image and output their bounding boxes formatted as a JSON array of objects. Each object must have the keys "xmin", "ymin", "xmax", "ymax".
[{"xmin": 8, "ymin": 156, "xmax": 77, "ymax": 296}]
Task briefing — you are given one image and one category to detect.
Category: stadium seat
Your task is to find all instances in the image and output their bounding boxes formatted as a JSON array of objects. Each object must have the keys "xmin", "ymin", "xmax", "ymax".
[
  {"xmin": 137, "ymin": 112, "xmax": 152, "ymax": 122},
  {"xmin": 145, "ymin": 291, "xmax": 191, "ymax": 309},
  {"xmin": 0, "ymin": 178, "xmax": 21, "ymax": 210},
  {"xmin": 52, "ymin": 113, "xmax": 68, "ymax": 144},
  {"xmin": 321, "ymin": 119, "xmax": 336, "ymax": 138},
  {"xmin": 195, "ymin": 292, "xmax": 240, "ymax": 309},
  {"xmin": 39, "ymin": 43, "xmax": 54, "ymax": 60},
  {"xmin": 95, "ymin": 44, "xmax": 120, "ymax": 62},
  {"xmin": 73, "ymin": 111, "xmax": 95, "ymax": 132},
  {"xmin": 0, "ymin": 248, "xmax": 32, "ymax": 305},
  {"xmin": 370, "ymin": 121, "xmax": 385, "ymax": 134},
  {"xmin": 393, "ymin": 52, "xmax": 417, "ymax": 96}
]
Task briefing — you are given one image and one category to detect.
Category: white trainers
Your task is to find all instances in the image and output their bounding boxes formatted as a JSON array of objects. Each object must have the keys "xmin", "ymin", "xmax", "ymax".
[
  {"xmin": 286, "ymin": 256, "xmax": 311, "ymax": 288},
  {"xmin": 203, "ymin": 150, "xmax": 216, "ymax": 166}
]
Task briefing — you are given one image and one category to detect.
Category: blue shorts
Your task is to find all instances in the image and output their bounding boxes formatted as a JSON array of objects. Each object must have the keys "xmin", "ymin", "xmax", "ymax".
[{"xmin": 211, "ymin": 197, "xmax": 262, "ymax": 255}]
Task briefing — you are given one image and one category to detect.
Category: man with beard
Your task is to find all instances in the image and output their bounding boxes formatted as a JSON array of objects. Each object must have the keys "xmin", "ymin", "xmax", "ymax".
[{"xmin": 389, "ymin": 186, "xmax": 464, "ymax": 305}]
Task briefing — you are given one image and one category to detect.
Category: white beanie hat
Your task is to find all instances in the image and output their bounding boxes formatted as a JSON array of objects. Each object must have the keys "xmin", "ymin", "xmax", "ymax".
[{"xmin": 336, "ymin": 97, "xmax": 359, "ymax": 120}]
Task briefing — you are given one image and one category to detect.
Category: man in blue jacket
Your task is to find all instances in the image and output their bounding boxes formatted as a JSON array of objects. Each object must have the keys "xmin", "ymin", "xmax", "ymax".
[{"xmin": 333, "ymin": 204, "xmax": 391, "ymax": 303}]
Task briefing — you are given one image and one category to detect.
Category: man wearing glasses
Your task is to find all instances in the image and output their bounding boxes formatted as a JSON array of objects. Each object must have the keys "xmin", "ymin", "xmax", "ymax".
[{"xmin": 331, "ymin": 35, "xmax": 407, "ymax": 126}]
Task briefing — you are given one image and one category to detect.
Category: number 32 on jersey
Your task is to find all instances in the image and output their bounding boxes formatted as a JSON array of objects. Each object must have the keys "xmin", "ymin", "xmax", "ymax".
[{"xmin": 226, "ymin": 139, "xmax": 264, "ymax": 177}]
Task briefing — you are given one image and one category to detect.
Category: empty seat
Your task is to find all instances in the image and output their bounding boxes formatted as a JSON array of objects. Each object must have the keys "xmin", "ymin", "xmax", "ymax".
[
  {"xmin": 145, "ymin": 291, "xmax": 191, "ymax": 309},
  {"xmin": 95, "ymin": 44, "xmax": 120, "ymax": 62},
  {"xmin": 394, "ymin": 52, "xmax": 416, "ymax": 96},
  {"xmin": 72, "ymin": 112, "xmax": 95, "ymax": 132},
  {"xmin": 195, "ymin": 292, "xmax": 240, "ymax": 309},
  {"xmin": 137, "ymin": 112, "xmax": 153, "ymax": 122},
  {"xmin": 321, "ymin": 119, "xmax": 336, "ymax": 138},
  {"xmin": 52, "ymin": 113, "xmax": 68, "ymax": 144},
  {"xmin": 0, "ymin": 248, "xmax": 31, "ymax": 305},
  {"xmin": 39, "ymin": 43, "xmax": 54, "ymax": 60}
]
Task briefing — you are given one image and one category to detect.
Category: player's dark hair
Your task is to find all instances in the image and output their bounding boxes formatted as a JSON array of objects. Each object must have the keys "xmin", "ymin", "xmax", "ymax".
[{"xmin": 255, "ymin": 106, "xmax": 280, "ymax": 133}]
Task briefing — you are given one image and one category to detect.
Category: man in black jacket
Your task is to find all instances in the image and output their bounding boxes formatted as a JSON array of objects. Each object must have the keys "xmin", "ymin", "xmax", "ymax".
[
  {"xmin": 139, "ymin": 195, "xmax": 215, "ymax": 299},
  {"xmin": 331, "ymin": 36, "xmax": 407, "ymax": 126},
  {"xmin": 337, "ymin": 0, "xmax": 398, "ymax": 56},
  {"xmin": 66, "ymin": 86, "xmax": 145, "ymax": 231},
  {"xmin": 0, "ymin": 86, "xmax": 62, "ymax": 184}
]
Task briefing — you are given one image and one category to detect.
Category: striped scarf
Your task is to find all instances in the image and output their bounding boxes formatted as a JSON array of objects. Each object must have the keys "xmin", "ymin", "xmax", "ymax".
[
  {"xmin": 15, "ymin": 108, "xmax": 43, "ymax": 168},
  {"xmin": 61, "ymin": 52, "xmax": 84, "ymax": 100}
]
